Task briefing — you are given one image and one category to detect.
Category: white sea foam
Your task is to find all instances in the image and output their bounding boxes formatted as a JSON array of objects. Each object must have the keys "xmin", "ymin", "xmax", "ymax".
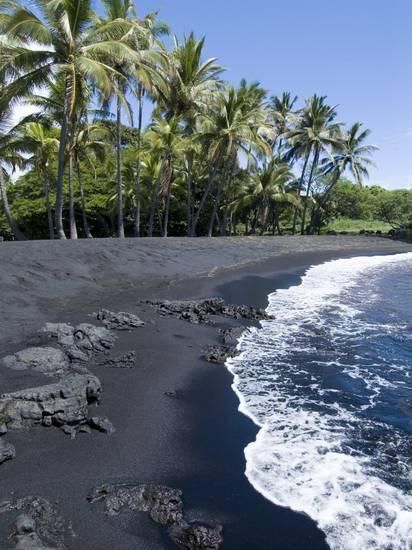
[{"xmin": 226, "ymin": 252, "xmax": 412, "ymax": 550}]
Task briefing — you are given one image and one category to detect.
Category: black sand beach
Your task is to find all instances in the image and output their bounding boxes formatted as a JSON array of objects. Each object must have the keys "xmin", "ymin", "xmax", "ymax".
[{"xmin": 1, "ymin": 236, "xmax": 411, "ymax": 549}]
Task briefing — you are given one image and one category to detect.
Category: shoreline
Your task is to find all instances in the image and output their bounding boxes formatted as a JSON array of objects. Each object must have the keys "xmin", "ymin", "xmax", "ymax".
[{"xmin": 0, "ymin": 238, "xmax": 411, "ymax": 548}]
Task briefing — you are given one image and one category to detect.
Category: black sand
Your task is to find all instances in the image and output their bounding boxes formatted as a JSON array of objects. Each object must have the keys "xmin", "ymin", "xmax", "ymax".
[{"xmin": 0, "ymin": 236, "xmax": 411, "ymax": 549}]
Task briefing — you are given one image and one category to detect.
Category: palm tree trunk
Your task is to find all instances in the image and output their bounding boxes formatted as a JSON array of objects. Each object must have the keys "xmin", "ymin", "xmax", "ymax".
[
  {"xmin": 208, "ymin": 152, "xmax": 236, "ymax": 237},
  {"xmin": 76, "ymin": 160, "xmax": 93, "ymax": 238},
  {"xmin": 116, "ymin": 94, "xmax": 125, "ymax": 238},
  {"xmin": 148, "ymin": 171, "xmax": 162, "ymax": 237},
  {"xmin": 42, "ymin": 172, "xmax": 54, "ymax": 239},
  {"xmin": 55, "ymin": 80, "xmax": 70, "ymax": 240},
  {"xmin": 68, "ymin": 154, "xmax": 78, "ymax": 239},
  {"xmin": 300, "ymin": 147, "xmax": 320, "ymax": 235},
  {"xmin": 134, "ymin": 85, "xmax": 143, "ymax": 237},
  {"xmin": 186, "ymin": 152, "xmax": 193, "ymax": 236},
  {"xmin": 191, "ymin": 161, "xmax": 220, "ymax": 237},
  {"xmin": 162, "ymin": 159, "xmax": 173, "ymax": 238},
  {"xmin": 0, "ymin": 167, "xmax": 26, "ymax": 241},
  {"xmin": 292, "ymin": 148, "xmax": 311, "ymax": 234},
  {"xmin": 309, "ymin": 169, "xmax": 341, "ymax": 233}
]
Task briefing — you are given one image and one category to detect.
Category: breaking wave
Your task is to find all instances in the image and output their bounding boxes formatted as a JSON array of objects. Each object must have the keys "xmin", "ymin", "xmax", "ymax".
[{"xmin": 227, "ymin": 252, "xmax": 412, "ymax": 549}]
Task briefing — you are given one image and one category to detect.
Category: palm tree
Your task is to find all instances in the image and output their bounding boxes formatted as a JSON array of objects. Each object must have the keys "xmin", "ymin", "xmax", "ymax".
[
  {"xmin": 0, "ymin": 0, "xmax": 141, "ymax": 239},
  {"xmin": 72, "ymin": 122, "xmax": 110, "ymax": 238},
  {"xmin": 267, "ymin": 91, "xmax": 298, "ymax": 154},
  {"xmin": 285, "ymin": 95, "xmax": 341, "ymax": 234},
  {"xmin": 154, "ymin": 33, "xmax": 223, "ymax": 235},
  {"xmin": 310, "ymin": 123, "xmax": 378, "ymax": 233},
  {"xmin": 0, "ymin": 83, "xmax": 26, "ymax": 240},
  {"xmin": 145, "ymin": 117, "xmax": 186, "ymax": 237},
  {"xmin": 251, "ymin": 158, "xmax": 297, "ymax": 234},
  {"xmin": 13, "ymin": 122, "xmax": 59, "ymax": 239},
  {"xmin": 192, "ymin": 84, "xmax": 270, "ymax": 237}
]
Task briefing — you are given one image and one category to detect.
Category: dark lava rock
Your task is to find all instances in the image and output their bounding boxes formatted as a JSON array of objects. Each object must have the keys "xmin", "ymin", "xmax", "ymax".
[
  {"xmin": 205, "ymin": 327, "xmax": 248, "ymax": 364},
  {"xmin": 169, "ymin": 521, "xmax": 223, "ymax": 550},
  {"xmin": 1, "ymin": 347, "xmax": 70, "ymax": 377},
  {"xmin": 0, "ymin": 496, "xmax": 70, "ymax": 549},
  {"xmin": 43, "ymin": 323, "xmax": 116, "ymax": 362},
  {"xmin": 89, "ymin": 416, "xmax": 115, "ymax": 435},
  {"xmin": 13, "ymin": 513, "xmax": 55, "ymax": 549},
  {"xmin": 88, "ymin": 484, "xmax": 184, "ymax": 525},
  {"xmin": 0, "ymin": 438, "xmax": 16, "ymax": 464},
  {"xmin": 0, "ymin": 374, "xmax": 101, "ymax": 432},
  {"xmin": 88, "ymin": 483, "xmax": 222, "ymax": 549},
  {"xmin": 220, "ymin": 327, "xmax": 247, "ymax": 347},
  {"xmin": 101, "ymin": 351, "xmax": 136, "ymax": 369},
  {"xmin": 94, "ymin": 310, "xmax": 145, "ymax": 331},
  {"xmin": 147, "ymin": 298, "xmax": 271, "ymax": 324},
  {"xmin": 205, "ymin": 346, "xmax": 236, "ymax": 364}
]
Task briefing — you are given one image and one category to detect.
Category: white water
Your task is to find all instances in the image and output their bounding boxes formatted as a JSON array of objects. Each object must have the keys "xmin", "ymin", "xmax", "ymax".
[{"xmin": 227, "ymin": 253, "xmax": 412, "ymax": 550}]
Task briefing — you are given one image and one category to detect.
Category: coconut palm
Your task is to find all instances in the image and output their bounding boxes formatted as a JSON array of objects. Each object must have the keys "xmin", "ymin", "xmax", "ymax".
[
  {"xmin": 154, "ymin": 33, "xmax": 223, "ymax": 235},
  {"xmin": 310, "ymin": 123, "xmax": 378, "ymax": 233},
  {"xmin": 285, "ymin": 95, "xmax": 342, "ymax": 234},
  {"xmin": 72, "ymin": 122, "xmax": 111, "ymax": 238},
  {"xmin": 192, "ymin": 84, "xmax": 270, "ymax": 236},
  {"xmin": 0, "ymin": 83, "xmax": 26, "ymax": 240},
  {"xmin": 252, "ymin": 158, "xmax": 297, "ymax": 234},
  {"xmin": 13, "ymin": 122, "xmax": 59, "ymax": 239},
  {"xmin": 0, "ymin": 0, "xmax": 141, "ymax": 238},
  {"xmin": 145, "ymin": 117, "xmax": 186, "ymax": 237},
  {"xmin": 267, "ymin": 91, "xmax": 298, "ymax": 154}
]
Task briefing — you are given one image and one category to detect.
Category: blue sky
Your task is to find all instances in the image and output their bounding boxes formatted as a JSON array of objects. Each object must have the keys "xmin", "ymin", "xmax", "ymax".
[{"xmin": 135, "ymin": 0, "xmax": 412, "ymax": 189}]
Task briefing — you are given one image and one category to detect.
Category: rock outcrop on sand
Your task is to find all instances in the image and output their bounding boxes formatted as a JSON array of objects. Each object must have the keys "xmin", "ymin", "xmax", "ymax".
[
  {"xmin": 94, "ymin": 309, "xmax": 145, "ymax": 330},
  {"xmin": 0, "ymin": 496, "xmax": 71, "ymax": 549},
  {"xmin": 0, "ymin": 438, "xmax": 16, "ymax": 464},
  {"xmin": 147, "ymin": 298, "xmax": 271, "ymax": 324},
  {"xmin": 205, "ymin": 327, "xmax": 248, "ymax": 364},
  {"xmin": 100, "ymin": 351, "xmax": 137, "ymax": 369},
  {"xmin": 0, "ymin": 317, "xmax": 136, "ymax": 459},
  {"xmin": 42, "ymin": 323, "xmax": 116, "ymax": 362},
  {"xmin": 0, "ymin": 374, "xmax": 101, "ymax": 435},
  {"xmin": 88, "ymin": 483, "xmax": 223, "ymax": 549},
  {"xmin": 1, "ymin": 347, "xmax": 70, "ymax": 377}
]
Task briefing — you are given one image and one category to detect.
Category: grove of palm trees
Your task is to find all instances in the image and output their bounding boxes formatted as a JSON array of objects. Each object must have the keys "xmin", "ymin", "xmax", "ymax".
[{"xmin": 0, "ymin": 0, "xmax": 408, "ymax": 242}]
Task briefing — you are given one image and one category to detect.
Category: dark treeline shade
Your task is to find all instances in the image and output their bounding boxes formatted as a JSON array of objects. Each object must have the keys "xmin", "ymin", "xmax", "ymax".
[{"xmin": 0, "ymin": 1, "xmax": 410, "ymax": 241}]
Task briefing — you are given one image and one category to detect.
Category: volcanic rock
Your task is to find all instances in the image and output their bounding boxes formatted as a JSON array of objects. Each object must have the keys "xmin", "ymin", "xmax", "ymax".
[
  {"xmin": 0, "ymin": 374, "xmax": 101, "ymax": 431},
  {"xmin": 0, "ymin": 438, "xmax": 16, "ymax": 464},
  {"xmin": 1, "ymin": 347, "xmax": 70, "ymax": 377},
  {"xmin": 42, "ymin": 323, "xmax": 116, "ymax": 362},
  {"xmin": 0, "ymin": 496, "xmax": 69, "ymax": 549},
  {"xmin": 94, "ymin": 309, "xmax": 145, "ymax": 330},
  {"xmin": 147, "ymin": 298, "xmax": 271, "ymax": 324}
]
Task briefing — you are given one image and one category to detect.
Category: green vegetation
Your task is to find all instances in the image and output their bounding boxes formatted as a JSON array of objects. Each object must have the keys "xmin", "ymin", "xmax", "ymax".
[{"xmin": 0, "ymin": 0, "xmax": 410, "ymax": 241}]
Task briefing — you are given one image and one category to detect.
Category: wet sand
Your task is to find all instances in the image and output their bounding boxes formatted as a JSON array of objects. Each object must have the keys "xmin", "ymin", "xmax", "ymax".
[{"xmin": 0, "ymin": 236, "xmax": 411, "ymax": 549}]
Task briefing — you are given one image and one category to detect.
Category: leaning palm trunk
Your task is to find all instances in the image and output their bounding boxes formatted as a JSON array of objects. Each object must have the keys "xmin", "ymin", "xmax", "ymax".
[
  {"xmin": 68, "ymin": 154, "xmax": 78, "ymax": 239},
  {"xmin": 55, "ymin": 82, "xmax": 70, "ymax": 240},
  {"xmin": 162, "ymin": 159, "xmax": 173, "ymax": 238},
  {"xmin": 207, "ymin": 175, "xmax": 225, "ymax": 237},
  {"xmin": 207, "ymin": 154, "xmax": 235, "ymax": 237},
  {"xmin": 76, "ymin": 161, "xmax": 93, "ymax": 238},
  {"xmin": 134, "ymin": 86, "xmax": 143, "ymax": 238},
  {"xmin": 309, "ymin": 168, "xmax": 341, "ymax": 234},
  {"xmin": 0, "ymin": 167, "xmax": 26, "ymax": 241},
  {"xmin": 42, "ymin": 172, "xmax": 54, "ymax": 239},
  {"xmin": 292, "ymin": 148, "xmax": 311, "ymax": 234},
  {"xmin": 116, "ymin": 94, "xmax": 125, "ymax": 239},
  {"xmin": 148, "ymin": 170, "xmax": 162, "ymax": 237},
  {"xmin": 186, "ymin": 152, "xmax": 194, "ymax": 236},
  {"xmin": 300, "ymin": 147, "xmax": 320, "ymax": 235},
  {"xmin": 191, "ymin": 160, "xmax": 221, "ymax": 237}
]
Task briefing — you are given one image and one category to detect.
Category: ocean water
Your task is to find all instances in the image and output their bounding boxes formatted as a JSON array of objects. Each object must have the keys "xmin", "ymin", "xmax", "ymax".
[{"xmin": 227, "ymin": 253, "xmax": 412, "ymax": 550}]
